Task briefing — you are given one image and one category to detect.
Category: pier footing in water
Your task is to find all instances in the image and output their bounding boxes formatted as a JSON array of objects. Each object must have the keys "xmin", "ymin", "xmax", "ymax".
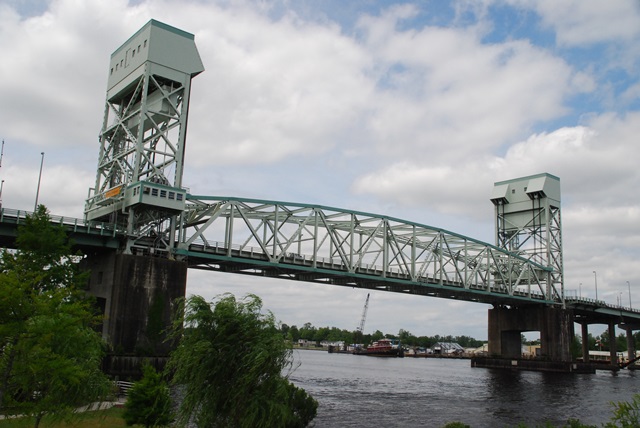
[{"xmin": 471, "ymin": 357, "xmax": 596, "ymax": 373}]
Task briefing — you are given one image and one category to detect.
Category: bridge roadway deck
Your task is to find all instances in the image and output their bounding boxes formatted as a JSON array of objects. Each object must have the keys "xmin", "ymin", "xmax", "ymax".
[
  {"xmin": 0, "ymin": 208, "xmax": 123, "ymax": 251},
  {"xmin": 175, "ymin": 243, "xmax": 552, "ymax": 307},
  {"xmin": 2, "ymin": 207, "xmax": 640, "ymax": 325},
  {"xmin": 176, "ymin": 243, "xmax": 640, "ymax": 325}
]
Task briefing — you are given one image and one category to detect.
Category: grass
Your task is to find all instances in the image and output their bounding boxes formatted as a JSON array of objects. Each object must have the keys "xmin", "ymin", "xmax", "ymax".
[{"xmin": 0, "ymin": 406, "xmax": 134, "ymax": 428}]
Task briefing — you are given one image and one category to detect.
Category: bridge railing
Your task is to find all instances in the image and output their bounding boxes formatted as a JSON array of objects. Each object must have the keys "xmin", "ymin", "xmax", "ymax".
[
  {"xmin": 0, "ymin": 208, "xmax": 124, "ymax": 237},
  {"xmin": 183, "ymin": 238, "xmax": 549, "ymax": 301},
  {"xmin": 565, "ymin": 296, "xmax": 640, "ymax": 314},
  {"xmin": 177, "ymin": 196, "xmax": 560, "ymax": 303}
]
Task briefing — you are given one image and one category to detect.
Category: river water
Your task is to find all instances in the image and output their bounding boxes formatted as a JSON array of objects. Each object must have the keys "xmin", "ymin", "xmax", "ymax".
[{"xmin": 288, "ymin": 349, "xmax": 640, "ymax": 428}]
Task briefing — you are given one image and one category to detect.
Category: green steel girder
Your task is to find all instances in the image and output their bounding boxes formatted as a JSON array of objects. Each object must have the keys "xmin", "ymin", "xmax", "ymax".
[{"xmin": 176, "ymin": 195, "xmax": 558, "ymax": 305}]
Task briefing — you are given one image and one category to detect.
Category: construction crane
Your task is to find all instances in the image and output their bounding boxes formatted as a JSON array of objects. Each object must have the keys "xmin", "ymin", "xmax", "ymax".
[{"xmin": 357, "ymin": 293, "xmax": 370, "ymax": 334}]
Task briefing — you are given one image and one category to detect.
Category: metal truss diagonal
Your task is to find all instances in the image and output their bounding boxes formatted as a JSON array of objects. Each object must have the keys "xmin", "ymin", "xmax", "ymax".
[{"xmin": 176, "ymin": 196, "xmax": 559, "ymax": 306}]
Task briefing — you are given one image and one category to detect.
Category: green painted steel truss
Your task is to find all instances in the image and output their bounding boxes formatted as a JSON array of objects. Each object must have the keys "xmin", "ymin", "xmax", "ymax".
[{"xmin": 175, "ymin": 196, "xmax": 559, "ymax": 305}]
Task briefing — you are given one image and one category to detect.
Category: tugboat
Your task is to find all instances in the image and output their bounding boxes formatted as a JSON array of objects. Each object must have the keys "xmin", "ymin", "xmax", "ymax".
[{"xmin": 354, "ymin": 339, "xmax": 404, "ymax": 357}]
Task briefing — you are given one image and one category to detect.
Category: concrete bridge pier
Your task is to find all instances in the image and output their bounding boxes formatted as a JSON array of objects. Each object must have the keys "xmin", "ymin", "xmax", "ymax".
[
  {"xmin": 82, "ymin": 251, "xmax": 188, "ymax": 357},
  {"xmin": 619, "ymin": 323, "xmax": 640, "ymax": 365},
  {"xmin": 626, "ymin": 326, "xmax": 637, "ymax": 363},
  {"xmin": 608, "ymin": 321, "xmax": 617, "ymax": 366},
  {"xmin": 487, "ymin": 305, "xmax": 573, "ymax": 361},
  {"xmin": 581, "ymin": 322, "xmax": 590, "ymax": 363}
]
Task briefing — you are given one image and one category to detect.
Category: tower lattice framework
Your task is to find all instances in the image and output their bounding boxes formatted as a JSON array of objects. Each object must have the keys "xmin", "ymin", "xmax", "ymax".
[
  {"xmin": 490, "ymin": 173, "xmax": 564, "ymax": 305},
  {"xmin": 85, "ymin": 20, "xmax": 204, "ymax": 254}
]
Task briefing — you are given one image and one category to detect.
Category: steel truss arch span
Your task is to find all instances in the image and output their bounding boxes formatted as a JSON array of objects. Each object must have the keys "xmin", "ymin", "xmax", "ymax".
[{"xmin": 175, "ymin": 196, "xmax": 560, "ymax": 306}]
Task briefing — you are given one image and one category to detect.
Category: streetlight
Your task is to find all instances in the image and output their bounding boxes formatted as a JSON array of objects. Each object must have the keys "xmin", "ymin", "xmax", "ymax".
[
  {"xmin": 593, "ymin": 271, "xmax": 598, "ymax": 303},
  {"xmin": 34, "ymin": 152, "xmax": 44, "ymax": 211},
  {"xmin": 628, "ymin": 281, "xmax": 632, "ymax": 309},
  {"xmin": 579, "ymin": 283, "xmax": 582, "ymax": 299},
  {"xmin": 618, "ymin": 292, "xmax": 622, "ymax": 307}
]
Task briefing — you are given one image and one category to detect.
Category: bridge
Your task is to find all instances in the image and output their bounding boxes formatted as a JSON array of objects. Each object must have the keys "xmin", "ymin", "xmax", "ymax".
[
  {"xmin": 4, "ymin": 19, "xmax": 638, "ymax": 372},
  {"xmin": 3, "ymin": 194, "xmax": 640, "ymax": 371}
]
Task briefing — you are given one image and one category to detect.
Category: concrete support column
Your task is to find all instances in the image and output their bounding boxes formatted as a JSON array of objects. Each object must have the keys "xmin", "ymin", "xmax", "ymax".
[
  {"xmin": 581, "ymin": 322, "xmax": 589, "ymax": 363},
  {"xmin": 609, "ymin": 321, "xmax": 617, "ymax": 366},
  {"xmin": 626, "ymin": 327, "xmax": 636, "ymax": 363},
  {"xmin": 84, "ymin": 251, "xmax": 188, "ymax": 356},
  {"xmin": 487, "ymin": 305, "xmax": 573, "ymax": 362},
  {"xmin": 487, "ymin": 306, "xmax": 521, "ymax": 358}
]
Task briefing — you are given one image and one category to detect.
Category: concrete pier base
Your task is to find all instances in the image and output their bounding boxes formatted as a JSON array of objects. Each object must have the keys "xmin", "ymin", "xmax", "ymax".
[
  {"xmin": 471, "ymin": 357, "xmax": 595, "ymax": 373},
  {"xmin": 488, "ymin": 305, "xmax": 573, "ymax": 362},
  {"xmin": 83, "ymin": 251, "xmax": 188, "ymax": 357}
]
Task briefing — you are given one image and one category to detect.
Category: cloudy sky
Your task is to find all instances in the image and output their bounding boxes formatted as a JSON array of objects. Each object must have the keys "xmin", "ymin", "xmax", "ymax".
[{"xmin": 1, "ymin": 0, "xmax": 639, "ymax": 340}]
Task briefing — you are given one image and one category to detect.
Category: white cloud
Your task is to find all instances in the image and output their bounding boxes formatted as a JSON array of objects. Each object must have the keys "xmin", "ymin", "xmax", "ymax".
[
  {"xmin": 509, "ymin": 0, "xmax": 640, "ymax": 46},
  {"xmin": 180, "ymin": 5, "xmax": 374, "ymax": 166},
  {"xmin": 356, "ymin": 7, "xmax": 581, "ymax": 161}
]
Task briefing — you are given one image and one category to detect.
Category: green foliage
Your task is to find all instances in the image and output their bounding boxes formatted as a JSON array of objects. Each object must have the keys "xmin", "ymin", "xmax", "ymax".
[
  {"xmin": 0, "ymin": 205, "xmax": 110, "ymax": 427},
  {"xmin": 570, "ymin": 335, "xmax": 583, "ymax": 359},
  {"xmin": 122, "ymin": 363, "xmax": 172, "ymax": 427},
  {"xmin": 442, "ymin": 422, "xmax": 470, "ymax": 428},
  {"xmin": 594, "ymin": 330, "xmax": 629, "ymax": 353},
  {"xmin": 286, "ymin": 321, "xmax": 486, "ymax": 349},
  {"xmin": 167, "ymin": 293, "xmax": 318, "ymax": 427},
  {"xmin": 604, "ymin": 394, "xmax": 640, "ymax": 428}
]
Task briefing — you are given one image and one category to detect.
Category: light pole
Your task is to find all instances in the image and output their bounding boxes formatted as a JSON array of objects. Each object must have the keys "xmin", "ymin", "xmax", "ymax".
[
  {"xmin": 618, "ymin": 292, "xmax": 622, "ymax": 307},
  {"xmin": 0, "ymin": 179, "xmax": 4, "ymax": 209},
  {"xmin": 593, "ymin": 271, "xmax": 598, "ymax": 303},
  {"xmin": 34, "ymin": 152, "xmax": 44, "ymax": 211},
  {"xmin": 628, "ymin": 281, "xmax": 632, "ymax": 309}
]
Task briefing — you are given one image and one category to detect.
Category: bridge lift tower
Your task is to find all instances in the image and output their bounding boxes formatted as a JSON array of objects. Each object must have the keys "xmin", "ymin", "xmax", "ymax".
[
  {"xmin": 85, "ymin": 19, "xmax": 204, "ymax": 255},
  {"xmin": 487, "ymin": 173, "xmax": 571, "ymax": 361},
  {"xmin": 491, "ymin": 173, "xmax": 564, "ymax": 305},
  {"xmin": 82, "ymin": 20, "xmax": 204, "ymax": 361}
]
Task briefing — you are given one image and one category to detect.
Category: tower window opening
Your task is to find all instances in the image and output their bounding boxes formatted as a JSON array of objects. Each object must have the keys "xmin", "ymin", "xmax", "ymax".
[
  {"xmin": 144, "ymin": 40, "xmax": 147, "ymax": 48},
  {"xmin": 151, "ymin": 188, "xmax": 158, "ymax": 196}
]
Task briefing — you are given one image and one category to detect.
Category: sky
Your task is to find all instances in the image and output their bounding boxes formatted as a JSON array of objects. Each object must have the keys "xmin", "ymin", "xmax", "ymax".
[{"xmin": 1, "ymin": 0, "xmax": 639, "ymax": 340}]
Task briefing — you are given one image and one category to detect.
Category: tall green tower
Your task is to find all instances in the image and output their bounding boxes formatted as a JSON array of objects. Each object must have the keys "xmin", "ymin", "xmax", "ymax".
[{"xmin": 85, "ymin": 19, "xmax": 204, "ymax": 255}]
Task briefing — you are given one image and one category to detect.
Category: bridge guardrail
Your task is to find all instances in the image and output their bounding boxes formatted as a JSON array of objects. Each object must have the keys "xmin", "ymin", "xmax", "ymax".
[
  {"xmin": 0, "ymin": 208, "xmax": 125, "ymax": 238},
  {"xmin": 184, "ymin": 241, "xmax": 550, "ymax": 302},
  {"xmin": 565, "ymin": 296, "xmax": 640, "ymax": 314}
]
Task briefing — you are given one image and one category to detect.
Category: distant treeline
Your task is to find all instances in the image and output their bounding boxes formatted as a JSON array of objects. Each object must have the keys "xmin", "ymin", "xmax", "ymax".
[{"xmin": 280, "ymin": 322, "xmax": 485, "ymax": 348}]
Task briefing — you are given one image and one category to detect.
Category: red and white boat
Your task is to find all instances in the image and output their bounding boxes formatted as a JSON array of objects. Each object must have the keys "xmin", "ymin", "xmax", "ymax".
[{"xmin": 354, "ymin": 339, "xmax": 404, "ymax": 357}]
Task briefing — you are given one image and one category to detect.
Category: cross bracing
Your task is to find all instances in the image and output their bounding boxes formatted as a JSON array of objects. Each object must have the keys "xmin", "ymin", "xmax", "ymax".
[{"xmin": 175, "ymin": 196, "xmax": 560, "ymax": 306}]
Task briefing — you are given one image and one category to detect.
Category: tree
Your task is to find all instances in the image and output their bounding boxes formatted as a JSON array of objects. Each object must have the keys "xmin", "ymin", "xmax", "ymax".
[
  {"xmin": 167, "ymin": 293, "xmax": 318, "ymax": 427},
  {"xmin": 371, "ymin": 330, "xmax": 384, "ymax": 343},
  {"xmin": 123, "ymin": 363, "xmax": 172, "ymax": 427},
  {"xmin": 0, "ymin": 205, "xmax": 110, "ymax": 427}
]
